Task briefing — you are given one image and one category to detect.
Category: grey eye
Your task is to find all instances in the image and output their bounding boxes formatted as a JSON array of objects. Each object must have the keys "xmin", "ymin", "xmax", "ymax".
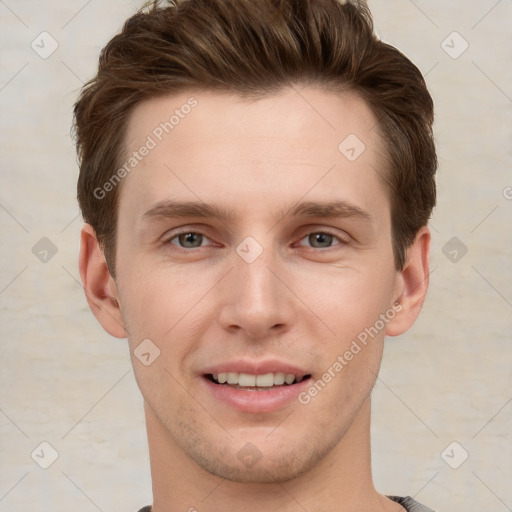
[
  {"xmin": 307, "ymin": 232, "xmax": 334, "ymax": 248},
  {"xmin": 175, "ymin": 232, "xmax": 204, "ymax": 248}
]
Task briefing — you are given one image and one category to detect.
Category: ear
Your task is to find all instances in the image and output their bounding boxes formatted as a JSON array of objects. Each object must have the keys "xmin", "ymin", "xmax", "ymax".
[
  {"xmin": 78, "ymin": 223, "xmax": 127, "ymax": 339},
  {"xmin": 385, "ymin": 226, "xmax": 431, "ymax": 337}
]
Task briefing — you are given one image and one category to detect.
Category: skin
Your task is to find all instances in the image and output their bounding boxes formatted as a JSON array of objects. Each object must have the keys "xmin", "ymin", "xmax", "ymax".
[{"xmin": 79, "ymin": 86, "xmax": 430, "ymax": 512}]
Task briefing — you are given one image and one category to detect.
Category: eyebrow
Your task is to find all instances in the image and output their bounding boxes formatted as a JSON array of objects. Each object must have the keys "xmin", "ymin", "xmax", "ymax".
[{"xmin": 142, "ymin": 199, "xmax": 373, "ymax": 224}]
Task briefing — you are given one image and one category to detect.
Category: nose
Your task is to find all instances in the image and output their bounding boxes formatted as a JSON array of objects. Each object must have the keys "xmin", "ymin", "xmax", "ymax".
[{"xmin": 218, "ymin": 248, "xmax": 296, "ymax": 340}]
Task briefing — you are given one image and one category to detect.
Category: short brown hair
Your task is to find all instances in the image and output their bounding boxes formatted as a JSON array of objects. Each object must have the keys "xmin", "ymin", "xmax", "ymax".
[{"xmin": 74, "ymin": 0, "xmax": 436, "ymax": 275}]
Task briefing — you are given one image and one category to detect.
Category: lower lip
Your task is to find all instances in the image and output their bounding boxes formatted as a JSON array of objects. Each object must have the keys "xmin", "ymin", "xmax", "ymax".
[{"xmin": 202, "ymin": 376, "xmax": 311, "ymax": 413}]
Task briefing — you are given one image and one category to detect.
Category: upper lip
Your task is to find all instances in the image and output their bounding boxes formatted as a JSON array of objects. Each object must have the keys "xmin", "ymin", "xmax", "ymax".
[{"xmin": 202, "ymin": 359, "xmax": 310, "ymax": 377}]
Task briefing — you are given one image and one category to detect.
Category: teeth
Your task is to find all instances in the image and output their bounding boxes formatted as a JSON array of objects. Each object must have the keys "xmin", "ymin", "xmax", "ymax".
[
  {"xmin": 211, "ymin": 371, "xmax": 305, "ymax": 387},
  {"xmin": 255, "ymin": 373, "xmax": 274, "ymax": 387},
  {"xmin": 273, "ymin": 372, "xmax": 286, "ymax": 385},
  {"xmin": 284, "ymin": 373, "xmax": 295, "ymax": 385},
  {"xmin": 239, "ymin": 373, "xmax": 256, "ymax": 386}
]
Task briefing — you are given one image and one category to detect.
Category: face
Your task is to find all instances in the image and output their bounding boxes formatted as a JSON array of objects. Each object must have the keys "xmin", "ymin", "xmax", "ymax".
[{"xmin": 107, "ymin": 87, "xmax": 411, "ymax": 482}]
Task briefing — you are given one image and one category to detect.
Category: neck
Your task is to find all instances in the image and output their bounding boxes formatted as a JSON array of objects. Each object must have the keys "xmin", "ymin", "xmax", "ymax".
[{"xmin": 146, "ymin": 398, "xmax": 397, "ymax": 512}]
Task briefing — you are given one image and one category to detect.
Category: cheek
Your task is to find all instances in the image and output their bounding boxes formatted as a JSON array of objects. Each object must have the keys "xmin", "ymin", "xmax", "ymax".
[
  {"xmin": 290, "ymin": 261, "xmax": 395, "ymax": 403},
  {"xmin": 295, "ymin": 266, "xmax": 394, "ymax": 339},
  {"xmin": 118, "ymin": 261, "xmax": 197, "ymax": 330},
  {"xmin": 117, "ymin": 261, "xmax": 218, "ymax": 374}
]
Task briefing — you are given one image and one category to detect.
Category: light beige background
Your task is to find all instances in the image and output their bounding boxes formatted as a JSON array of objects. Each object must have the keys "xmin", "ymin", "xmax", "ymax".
[{"xmin": 1, "ymin": 1, "xmax": 511, "ymax": 511}]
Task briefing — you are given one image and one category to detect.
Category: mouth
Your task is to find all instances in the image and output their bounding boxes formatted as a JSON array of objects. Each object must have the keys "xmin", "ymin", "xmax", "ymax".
[
  {"xmin": 205, "ymin": 372, "xmax": 312, "ymax": 391},
  {"xmin": 201, "ymin": 361, "xmax": 313, "ymax": 412}
]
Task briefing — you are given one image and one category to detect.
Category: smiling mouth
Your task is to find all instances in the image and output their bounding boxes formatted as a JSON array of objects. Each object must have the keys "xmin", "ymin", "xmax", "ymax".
[{"xmin": 205, "ymin": 372, "xmax": 311, "ymax": 390}]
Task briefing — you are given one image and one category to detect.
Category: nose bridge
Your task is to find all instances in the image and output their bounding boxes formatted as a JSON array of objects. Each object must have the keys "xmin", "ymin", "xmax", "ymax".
[
  {"xmin": 238, "ymin": 250, "xmax": 276, "ymax": 306},
  {"xmin": 218, "ymin": 238, "xmax": 294, "ymax": 337}
]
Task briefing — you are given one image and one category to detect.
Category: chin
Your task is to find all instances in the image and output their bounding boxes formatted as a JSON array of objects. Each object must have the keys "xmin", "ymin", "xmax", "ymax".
[
  {"xmin": 192, "ymin": 451, "xmax": 315, "ymax": 484},
  {"xmin": 180, "ymin": 431, "xmax": 339, "ymax": 484}
]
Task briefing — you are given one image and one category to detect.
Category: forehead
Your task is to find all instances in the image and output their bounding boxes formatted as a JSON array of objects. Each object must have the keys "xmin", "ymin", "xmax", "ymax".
[{"xmin": 119, "ymin": 87, "xmax": 389, "ymax": 223}]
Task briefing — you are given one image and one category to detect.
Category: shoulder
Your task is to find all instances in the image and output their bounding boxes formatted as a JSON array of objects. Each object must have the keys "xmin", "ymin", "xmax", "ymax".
[
  {"xmin": 388, "ymin": 495, "xmax": 437, "ymax": 512},
  {"xmin": 136, "ymin": 499, "xmax": 435, "ymax": 512}
]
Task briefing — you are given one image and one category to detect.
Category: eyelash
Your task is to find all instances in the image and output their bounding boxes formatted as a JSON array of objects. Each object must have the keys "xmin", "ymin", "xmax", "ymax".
[{"xmin": 162, "ymin": 229, "xmax": 348, "ymax": 252}]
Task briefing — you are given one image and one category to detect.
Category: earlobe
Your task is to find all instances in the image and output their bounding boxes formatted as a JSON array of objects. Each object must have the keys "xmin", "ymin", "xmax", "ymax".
[
  {"xmin": 385, "ymin": 226, "xmax": 431, "ymax": 337},
  {"xmin": 78, "ymin": 224, "xmax": 127, "ymax": 339}
]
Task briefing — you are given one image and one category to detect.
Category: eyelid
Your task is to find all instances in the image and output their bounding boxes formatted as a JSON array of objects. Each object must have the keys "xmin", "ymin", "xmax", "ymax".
[
  {"xmin": 295, "ymin": 229, "xmax": 349, "ymax": 248},
  {"xmin": 162, "ymin": 228, "xmax": 215, "ymax": 248},
  {"xmin": 161, "ymin": 225, "xmax": 350, "ymax": 252}
]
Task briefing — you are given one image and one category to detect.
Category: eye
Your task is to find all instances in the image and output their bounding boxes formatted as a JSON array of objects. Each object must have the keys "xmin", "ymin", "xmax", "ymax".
[
  {"xmin": 163, "ymin": 229, "xmax": 347, "ymax": 252},
  {"xmin": 297, "ymin": 231, "xmax": 345, "ymax": 249},
  {"xmin": 167, "ymin": 231, "xmax": 210, "ymax": 249}
]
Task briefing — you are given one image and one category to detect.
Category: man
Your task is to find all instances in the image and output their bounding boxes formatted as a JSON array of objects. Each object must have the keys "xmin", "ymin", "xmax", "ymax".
[{"xmin": 74, "ymin": 0, "xmax": 437, "ymax": 510}]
